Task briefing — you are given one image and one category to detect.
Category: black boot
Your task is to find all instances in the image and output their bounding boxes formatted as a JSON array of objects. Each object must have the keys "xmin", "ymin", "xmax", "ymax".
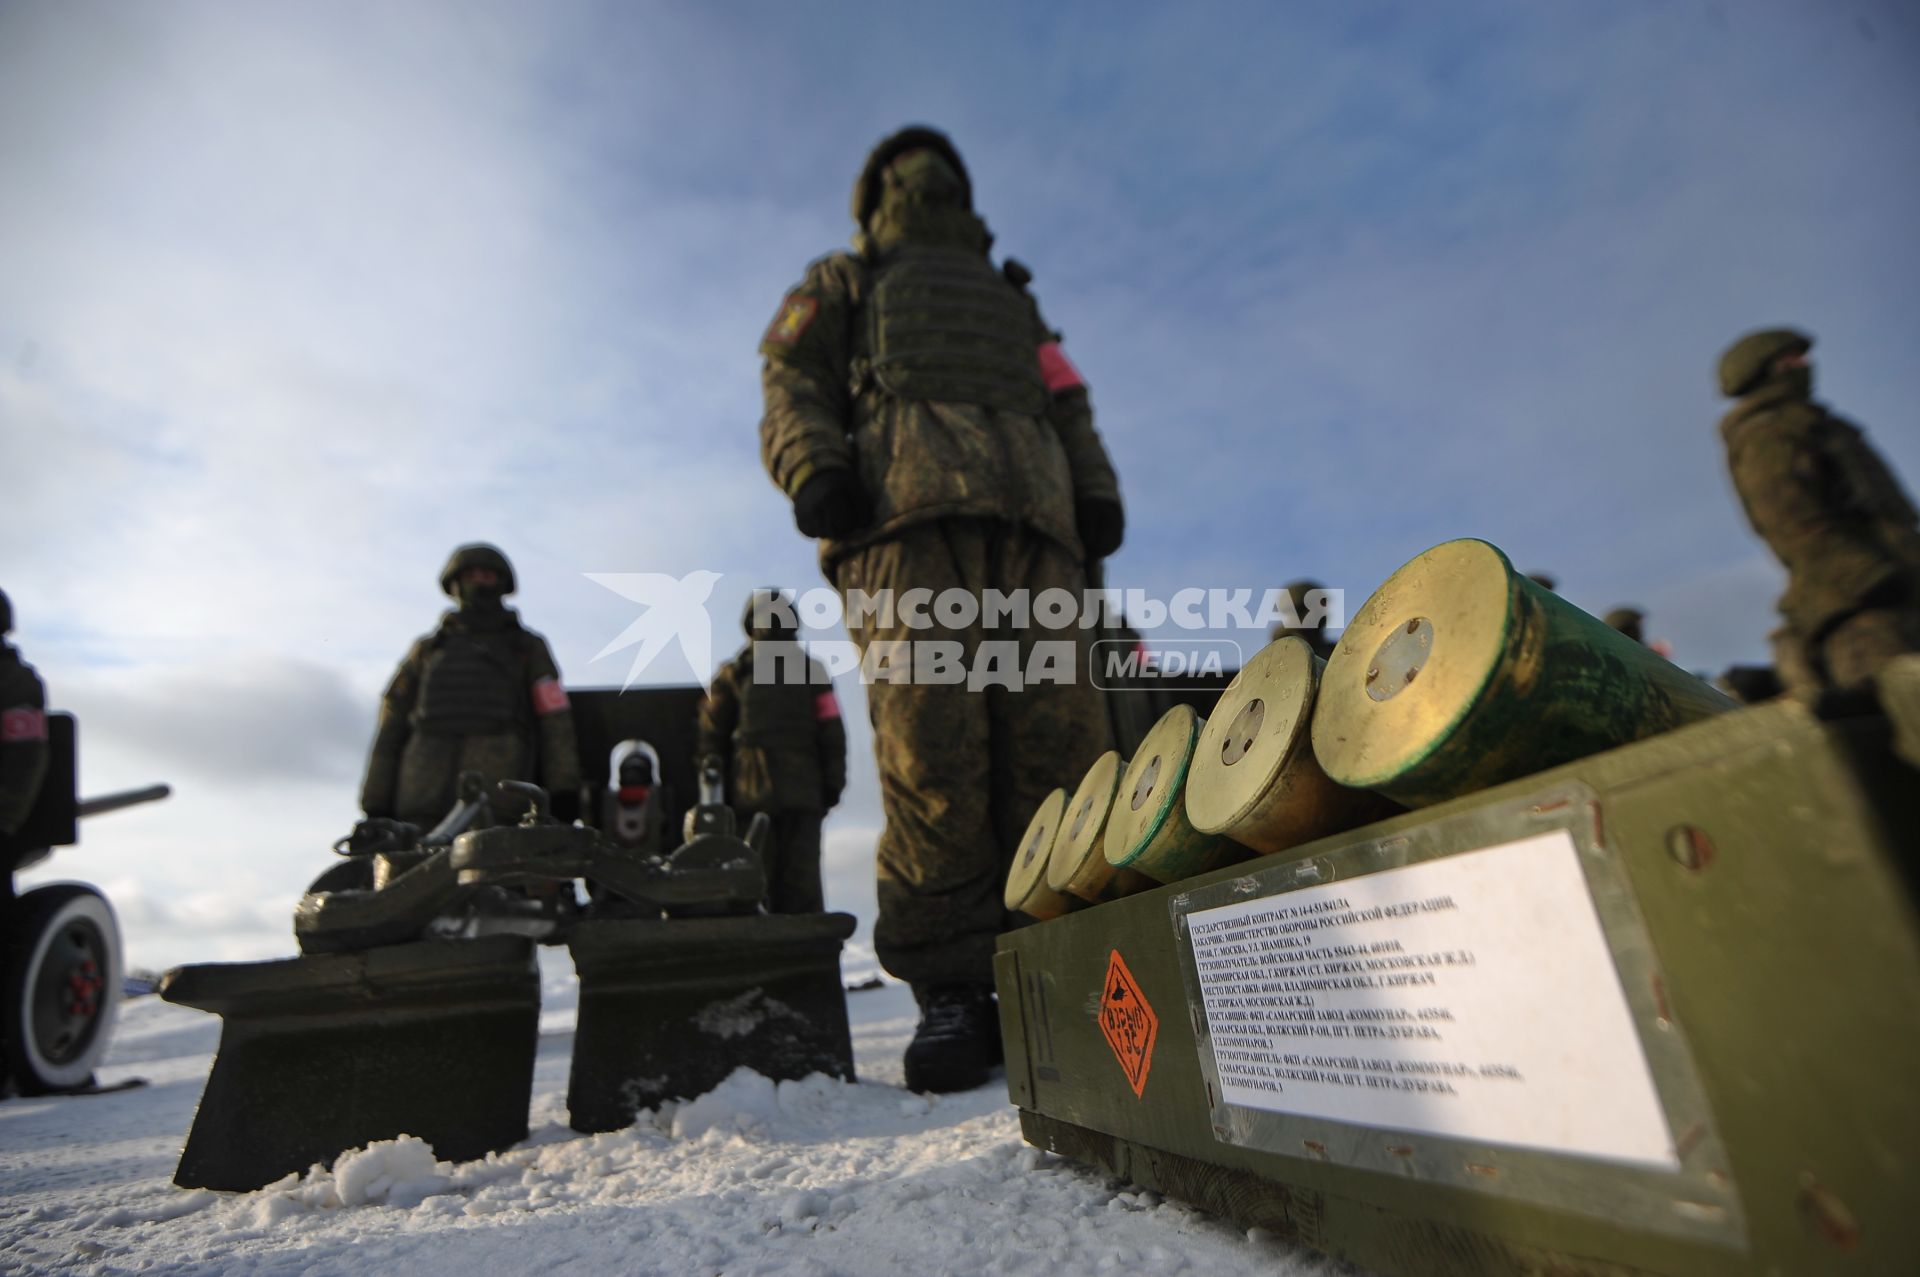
[{"xmin": 903, "ymin": 984, "xmax": 1003, "ymax": 1094}]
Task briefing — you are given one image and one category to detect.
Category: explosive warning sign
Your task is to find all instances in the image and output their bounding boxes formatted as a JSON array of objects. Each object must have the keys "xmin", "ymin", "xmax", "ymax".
[
  {"xmin": 1099, "ymin": 949, "xmax": 1158, "ymax": 1097},
  {"xmin": 1184, "ymin": 830, "xmax": 1679, "ymax": 1167}
]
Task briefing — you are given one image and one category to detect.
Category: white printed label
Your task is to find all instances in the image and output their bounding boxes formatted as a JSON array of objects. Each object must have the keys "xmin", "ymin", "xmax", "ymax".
[{"xmin": 1188, "ymin": 830, "xmax": 1678, "ymax": 1168}]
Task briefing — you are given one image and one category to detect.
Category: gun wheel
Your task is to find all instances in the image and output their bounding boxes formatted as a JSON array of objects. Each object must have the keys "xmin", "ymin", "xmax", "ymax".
[{"xmin": 4, "ymin": 884, "xmax": 124, "ymax": 1095}]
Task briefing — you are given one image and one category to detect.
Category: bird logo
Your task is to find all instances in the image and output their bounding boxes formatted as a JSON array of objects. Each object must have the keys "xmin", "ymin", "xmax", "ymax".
[{"xmin": 586, "ymin": 570, "xmax": 723, "ymax": 689}]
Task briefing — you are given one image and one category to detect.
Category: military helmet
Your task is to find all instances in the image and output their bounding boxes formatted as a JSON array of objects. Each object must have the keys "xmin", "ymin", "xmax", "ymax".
[
  {"xmin": 743, "ymin": 587, "xmax": 798, "ymax": 637},
  {"xmin": 1280, "ymin": 579, "xmax": 1325, "ymax": 607},
  {"xmin": 1277, "ymin": 580, "xmax": 1326, "ymax": 624},
  {"xmin": 852, "ymin": 125, "xmax": 972, "ymax": 229},
  {"xmin": 0, "ymin": 586, "xmax": 11, "ymax": 636},
  {"xmin": 1718, "ymin": 328, "xmax": 1812, "ymax": 397},
  {"xmin": 438, "ymin": 543, "xmax": 516, "ymax": 596},
  {"xmin": 1603, "ymin": 607, "xmax": 1646, "ymax": 642}
]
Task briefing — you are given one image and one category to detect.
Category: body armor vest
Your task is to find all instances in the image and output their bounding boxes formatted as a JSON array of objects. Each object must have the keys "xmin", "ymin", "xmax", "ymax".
[
  {"xmin": 733, "ymin": 653, "xmax": 815, "ymax": 747},
  {"xmin": 865, "ymin": 246, "xmax": 1048, "ymax": 416},
  {"xmin": 414, "ymin": 627, "xmax": 525, "ymax": 736}
]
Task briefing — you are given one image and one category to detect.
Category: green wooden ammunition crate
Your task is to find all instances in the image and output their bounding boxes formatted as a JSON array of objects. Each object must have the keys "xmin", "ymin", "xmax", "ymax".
[{"xmin": 996, "ymin": 699, "xmax": 1918, "ymax": 1276}]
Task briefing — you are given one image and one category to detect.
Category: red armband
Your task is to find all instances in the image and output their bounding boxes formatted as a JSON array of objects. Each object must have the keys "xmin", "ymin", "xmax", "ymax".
[
  {"xmin": 1036, "ymin": 341, "xmax": 1085, "ymax": 393},
  {"xmin": 814, "ymin": 690, "xmax": 841, "ymax": 721},
  {"xmin": 1, "ymin": 707, "xmax": 47, "ymax": 742},
  {"xmin": 532, "ymin": 678, "xmax": 570, "ymax": 716}
]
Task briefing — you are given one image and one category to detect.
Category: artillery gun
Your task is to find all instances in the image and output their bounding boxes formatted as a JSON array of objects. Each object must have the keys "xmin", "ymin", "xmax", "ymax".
[
  {"xmin": 157, "ymin": 686, "xmax": 857, "ymax": 1192},
  {"xmin": 2, "ymin": 710, "xmax": 169, "ymax": 1097},
  {"xmin": 998, "ymin": 541, "xmax": 1920, "ymax": 1277}
]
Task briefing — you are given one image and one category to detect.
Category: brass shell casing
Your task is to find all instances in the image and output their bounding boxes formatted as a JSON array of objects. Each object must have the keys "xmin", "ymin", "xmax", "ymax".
[
  {"xmin": 1187, "ymin": 636, "xmax": 1398, "ymax": 853},
  {"xmin": 1047, "ymin": 750, "xmax": 1154, "ymax": 903},
  {"xmin": 1103, "ymin": 705, "xmax": 1249, "ymax": 884},
  {"xmin": 1004, "ymin": 787, "xmax": 1075, "ymax": 920},
  {"xmin": 1312, "ymin": 539, "xmax": 1737, "ymax": 808}
]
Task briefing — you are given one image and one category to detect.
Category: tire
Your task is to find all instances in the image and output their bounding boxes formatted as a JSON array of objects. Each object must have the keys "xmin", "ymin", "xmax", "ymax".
[{"xmin": 3, "ymin": 884, "xmax": 124, "ymax": 1095}]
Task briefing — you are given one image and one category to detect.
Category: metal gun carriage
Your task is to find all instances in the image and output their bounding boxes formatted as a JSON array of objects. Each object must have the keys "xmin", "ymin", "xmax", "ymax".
[
  {"xmin": 158, "ymin": 686, "xmax": 857, "ymax": 1191},
  {"xmin": 2, "ymin": 709, "xmax": 169, "ymax": 1097}
]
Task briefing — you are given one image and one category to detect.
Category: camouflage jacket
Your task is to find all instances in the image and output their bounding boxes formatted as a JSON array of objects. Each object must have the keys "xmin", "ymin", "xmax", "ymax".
[
  {"xmin": 1721, "ymin": 387, "xmax": 1920, "ymax": 636},
  {"xmin": 360, "ymin": 608, "xmax": 581, "ymax": 816},
  {"xmin": 697, "ymin": 643, "xmax": 846, "ymax": 813},
  {"xmin": 758, "ymin": 249, "xmax": 1121, "ymax": 565},
  {"xmin": 0, "ymin": 642, "xmax": 50, "ymax": 837}
]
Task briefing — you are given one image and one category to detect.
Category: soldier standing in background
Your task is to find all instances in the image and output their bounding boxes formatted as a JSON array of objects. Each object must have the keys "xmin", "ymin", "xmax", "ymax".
[
  {"xmin": 1605, "ymin": 606, "xmax": 1675, "ymax": 661},
  {"xmin": 1268, "ymin": 579, "xmax": 1336, "ymax": 659},
  {"xmin": 1604, "ymin": 607, "xmax": 1646, "ymax": 645},
  {"xmin": 359, "ymin": 544, "xmax": 583, "ymax": 826},
  {"xmin": 758, "ymin": 126, "xmax": 1123, "ymax": 1091},
  {"xmin": 1718, "ymin": 329, "xmax": 1920, "ymax": 693},
  {"xmin": 1, "ymin": 590, "xmax": 51, "ymax": 911},
  {"xmin": 697, "ymin": 591, "xmax": 847, "ymax": 914}
]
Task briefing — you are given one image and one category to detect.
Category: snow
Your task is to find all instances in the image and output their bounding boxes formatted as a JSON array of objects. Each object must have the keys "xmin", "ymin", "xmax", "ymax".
[{"xmin": 0, "ymin": 951, "xmax": 1343, "ymax": 1276}]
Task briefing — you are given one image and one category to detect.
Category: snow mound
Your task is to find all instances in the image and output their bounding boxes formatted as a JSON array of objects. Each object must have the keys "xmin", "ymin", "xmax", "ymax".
[
  {"xmin": 668, "ymin": 1066, "xmax": 840, "ymax": 1139},
  {"xmin": 0, "ymin": 975, "xmax": 1341, "ymax": 1274},
  {"xmin": 257, "ymin": 1135, "xmax": 454, "ymax": 1216}
]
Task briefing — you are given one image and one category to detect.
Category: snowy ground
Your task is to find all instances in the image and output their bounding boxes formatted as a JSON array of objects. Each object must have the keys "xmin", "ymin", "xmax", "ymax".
[{"xmin": 1, "ymin": 951, "xmax": 1343, "ymax": 1276}]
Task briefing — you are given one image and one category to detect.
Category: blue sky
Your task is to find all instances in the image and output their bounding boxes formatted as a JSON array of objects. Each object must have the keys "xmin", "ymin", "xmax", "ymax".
[{"xmin": 4, "ymin": 0, "xmax": 1916, "ymax": 967}]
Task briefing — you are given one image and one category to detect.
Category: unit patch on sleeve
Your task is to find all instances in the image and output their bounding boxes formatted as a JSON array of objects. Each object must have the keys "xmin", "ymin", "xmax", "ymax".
[
  {"xmin": 1, "ymin": 706, "xmax": 47, "ymax": 742},
  {"xmin": 765, "ymin": 293, "xmax": 820, "ymax": 347},
  {"xmin": 531, "ymin": 677, "xmax": 570, "ymax": 716}
]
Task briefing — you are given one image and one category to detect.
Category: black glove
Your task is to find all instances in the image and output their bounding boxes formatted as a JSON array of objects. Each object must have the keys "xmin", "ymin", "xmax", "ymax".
[
  {"xmin": 792, "ymin": 469, "xmax": 872, "ymax": 538},
  {"xmin": 1076, "ymin": 497, "xmax": 1125, "ymax": 559}
]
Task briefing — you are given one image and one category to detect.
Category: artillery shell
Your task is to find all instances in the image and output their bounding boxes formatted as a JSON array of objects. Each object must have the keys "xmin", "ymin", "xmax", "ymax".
[
  {"xmin": 1104, "ymin": 704, "xmax": 1250, "ymax": 884},
  {"xmin": 1311, "ymin": 538, "xmax": 1736, "ymax": 808},
  {"xmin": 1046, "ymin": 750, "xmax": 1154, "ymax": 903},
  {"xmin": 1004, "ymin": 787, "xmax": 1075, "ymax": 920},
  {"xmin": 1187, "ymin": 636, "xmax": 1398, "ymax": 853}
]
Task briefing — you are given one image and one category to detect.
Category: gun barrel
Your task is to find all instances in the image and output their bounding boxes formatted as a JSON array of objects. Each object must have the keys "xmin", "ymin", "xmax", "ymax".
[{"xmin": 76, "ymin": 784, "xmax": 172, "ymax": 819}]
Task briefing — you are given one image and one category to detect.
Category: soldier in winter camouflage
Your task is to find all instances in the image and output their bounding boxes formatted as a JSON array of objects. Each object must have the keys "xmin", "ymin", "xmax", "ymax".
[
  {"xmin": 697, "ymin": 591, "xmax": 847, "ymax": 915},
  {"xmin": 1718, "ymin": 329, "xmax": 1920, "ymax": 693},
  {"xmin": 758, "ymin": 126, "xmax": 1123, "ymax": 1092},
  {"xmin": 359, "ymin": 545, "xmax": 584, "ymax": 826}
]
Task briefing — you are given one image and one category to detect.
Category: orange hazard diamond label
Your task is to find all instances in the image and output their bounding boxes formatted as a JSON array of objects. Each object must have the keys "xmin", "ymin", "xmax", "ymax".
[{"xmin": 1098, "ymin": 949, "xmax": 1158, "ymax": 1097}]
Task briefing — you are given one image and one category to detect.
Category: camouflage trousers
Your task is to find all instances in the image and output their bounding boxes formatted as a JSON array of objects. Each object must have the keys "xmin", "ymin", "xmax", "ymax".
[
  {"xmin": 834, "ymin": 519, "xmax": 1114, "ymax": 987},
  {"xmin": 394, "ymin": 730, "xmax": 532, "ymax": 825},
  {"xmin": 751, "ymin": 807, "xmax": 825, "ymax": 915}
]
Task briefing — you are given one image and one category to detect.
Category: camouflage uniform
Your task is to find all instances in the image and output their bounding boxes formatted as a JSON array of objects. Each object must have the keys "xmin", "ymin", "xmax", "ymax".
[
  {"xmin": 360, "ymin": 546, "xmax": 583, "ymax": 825},
  {"xmin": 1718, "ymin": 330, "xmax": 1920, "ymax": 692},
  {"xmin": 758, "ymin": 128, "xmax": 1121, "ymax": 989},
  {"xmin": 698, "ymin": 603, "xmax": 848, "ymax": 914}
]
